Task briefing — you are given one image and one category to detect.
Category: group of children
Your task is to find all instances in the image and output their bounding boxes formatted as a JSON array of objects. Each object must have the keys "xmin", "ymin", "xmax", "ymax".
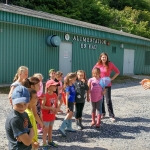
[{"xmin": 5, "ymin": 66, "xmax": 105, "ymax": 150}]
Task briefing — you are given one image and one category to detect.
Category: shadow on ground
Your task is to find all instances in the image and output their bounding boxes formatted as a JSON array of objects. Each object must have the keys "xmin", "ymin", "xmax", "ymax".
[
  {"xmin": 116, "ymin": 117, "xmax": 150, "ymax": 123},
  {"xmin": 39, "ymin": 115, "xmax": 150, "ymax": 144},
  {"xmin": 39, "ymin": 145, "xmax": 108, "ymax": 150}
]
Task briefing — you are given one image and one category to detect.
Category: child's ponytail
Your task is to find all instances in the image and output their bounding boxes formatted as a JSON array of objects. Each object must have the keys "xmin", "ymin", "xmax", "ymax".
[{"xmin": 13, "ymin": 73, "xmax": 19, "ymax": 82}]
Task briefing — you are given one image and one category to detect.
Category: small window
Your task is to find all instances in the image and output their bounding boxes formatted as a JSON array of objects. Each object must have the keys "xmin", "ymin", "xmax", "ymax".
[
  {"xmin": 112, "ymin": 46, "xmax": 116, "ymax": 53},
  {"xmin": 145, "ymin": 51, "xmax": 150, "ymax": 65}
]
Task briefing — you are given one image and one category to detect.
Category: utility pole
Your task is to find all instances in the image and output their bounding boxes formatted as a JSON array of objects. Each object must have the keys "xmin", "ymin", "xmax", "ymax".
[
  {"xmin": 116, "ymin": 24, "xmax": 127, "ymax": 32},
  {"xmin": 118, "ymin": 25, "xmax": 127, "ymax": 32}
]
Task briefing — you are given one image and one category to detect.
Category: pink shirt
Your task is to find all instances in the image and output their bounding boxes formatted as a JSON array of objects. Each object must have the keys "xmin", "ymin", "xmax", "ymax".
[
  {"xmin": 93, "ymin": 62, "xmax": 120, "ymax": 86},
  {"xmin": 88, "ymin": 77, "xmax": 103, "ymax": 102},
  {"xmin": 37, "ymin": 81, "xmax": 43, "ymax": 97}
]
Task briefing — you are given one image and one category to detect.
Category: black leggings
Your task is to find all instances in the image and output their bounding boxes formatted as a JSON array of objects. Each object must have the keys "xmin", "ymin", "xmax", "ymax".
[
  {"xmin": 102, "ymin": 86, "xmax": 115, "ymax": 117},
  {"xmin": 75, "ymin": 103, "xmax": 85, "ymax": 119}
]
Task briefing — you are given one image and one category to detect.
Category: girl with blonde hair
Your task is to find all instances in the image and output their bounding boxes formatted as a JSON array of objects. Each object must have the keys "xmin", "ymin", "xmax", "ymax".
[{"xmin": 8, "ymin": 66, "xmax": 28, "ymax": 104}]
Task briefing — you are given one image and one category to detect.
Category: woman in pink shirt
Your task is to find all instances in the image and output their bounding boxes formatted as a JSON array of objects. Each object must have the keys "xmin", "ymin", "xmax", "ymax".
[{"xmin": 93, "ymin": 52, "xmax": 120, "ymax": 122}]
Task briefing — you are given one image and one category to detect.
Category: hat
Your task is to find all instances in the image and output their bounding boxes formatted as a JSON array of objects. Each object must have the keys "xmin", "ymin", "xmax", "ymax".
[
  {"xmin": 49, "ymin": 69, "xmax": 55, "ymax": 73},
  {"xmin": 46, "ymin": 80, "xmax": 58, "ymax": 88},
  {"xmin": 11, "ymin": 85, "xmax": 30, "ymax": 105}
]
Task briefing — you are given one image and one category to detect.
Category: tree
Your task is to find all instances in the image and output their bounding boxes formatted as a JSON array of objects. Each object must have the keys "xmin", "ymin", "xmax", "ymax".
[{"xmin": 1, "ymin": 0, "xmax": 150, "ymax": 38}]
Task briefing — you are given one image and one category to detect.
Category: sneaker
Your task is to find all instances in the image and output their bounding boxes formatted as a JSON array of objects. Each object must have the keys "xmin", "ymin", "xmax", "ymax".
[
  {"xmin": 41, "ymin": 144, "xmax": 51, "ymax": 150},
  {"xmin": 38, "ymin": 128, "xmax": 43, "ymax": 134},
  {"xmin": 110, "ymin": 117, "xmax": 116, "ymax": 122},
  {"xmin": 48, "ymin": 141, "xmax": 58, "ymax": 148}
]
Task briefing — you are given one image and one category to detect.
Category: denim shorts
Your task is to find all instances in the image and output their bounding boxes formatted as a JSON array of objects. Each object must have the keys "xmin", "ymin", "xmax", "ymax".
[{"xmin": 43, "ymin": 121, "xmax": 54, "ymax": 127}]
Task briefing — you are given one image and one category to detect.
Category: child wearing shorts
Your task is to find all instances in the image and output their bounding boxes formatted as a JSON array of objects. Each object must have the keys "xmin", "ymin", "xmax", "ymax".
[
  {"xmin": 41, "ymin": 80, "xmax": 60, "ymax": 148},
  {"xmin": 5, "ymin": 85, "xmax": 34, "ymax": 150}
]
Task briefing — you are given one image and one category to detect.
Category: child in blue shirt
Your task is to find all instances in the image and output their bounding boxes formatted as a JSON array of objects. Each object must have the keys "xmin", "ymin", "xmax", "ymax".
[{"xmin": 58, "ymin": 72, "xmax": 77, "ymax": 136}]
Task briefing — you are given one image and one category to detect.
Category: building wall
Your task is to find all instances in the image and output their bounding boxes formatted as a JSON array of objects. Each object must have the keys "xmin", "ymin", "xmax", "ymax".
[
  {"xmin": 124, "ymin": 44, "xmax": 150, "ymax": 75},
  {"xmin": 71, "ymin": 38, "xmax": 123, "ymax": 78},
  {"xmin": 0, "ymin": 20, "xmax": 150, "ymax": 84},
  {"xmin": 0, "ymin": 22, "xmax": 61, "ymax": 83}
]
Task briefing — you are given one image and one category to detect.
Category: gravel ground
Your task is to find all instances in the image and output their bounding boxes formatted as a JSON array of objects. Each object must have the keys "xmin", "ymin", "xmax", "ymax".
[{"xmin": 1, "ymin": 80, "xmax": 150, "ymax": 150}]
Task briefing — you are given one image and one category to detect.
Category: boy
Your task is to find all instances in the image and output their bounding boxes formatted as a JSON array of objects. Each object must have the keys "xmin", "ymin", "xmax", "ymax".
[
  {"xmin": 47, "ymin": 69, "xmax": 60, "ymax": 95},
  {"xmin": 5, "ymin": 85, "xmax": 34, "ymax": 150},
  {"xmin": 25, "ymin": 89, "xmax": 39, "ymax": 150},
  {"xmin": 41, "ymin": 80, "xmax": 60, "ymax": 148},
  {"xmin": 48, "ymin": 69, "xmax": 56, "ymax": 81}
]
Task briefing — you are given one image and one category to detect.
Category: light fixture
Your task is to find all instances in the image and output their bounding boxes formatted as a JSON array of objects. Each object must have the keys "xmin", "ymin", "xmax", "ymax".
[
  {"xmin": 106, "ymin": 41, "xmax": 110, "ymax": 46},
  {"xmin": 120, "ymin": 44, "xmax": 124, "ymax": 48}
]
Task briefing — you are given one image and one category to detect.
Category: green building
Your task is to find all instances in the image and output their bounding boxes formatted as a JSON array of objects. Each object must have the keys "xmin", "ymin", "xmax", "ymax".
[{"xmin": 0, "ymin": 4, "xmax": 150, "ymax": 84}]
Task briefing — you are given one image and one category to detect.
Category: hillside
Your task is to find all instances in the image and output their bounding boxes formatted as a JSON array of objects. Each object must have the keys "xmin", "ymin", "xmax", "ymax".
[{"xmin": 0, "ymin": 0, "xmax": 150, "ymax": 39}]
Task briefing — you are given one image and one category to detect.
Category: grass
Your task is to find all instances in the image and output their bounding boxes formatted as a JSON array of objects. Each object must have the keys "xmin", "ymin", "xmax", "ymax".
[
  {"xmin": 136, "ymin": 73, "xmax": 150, "ymax": 76},
  {"xmin": 0, "ymin": 87, "xmax": 10, "ymax": 94},
  {"xmin": 112, "ymin": 75, "xmax": 140, "ymax": 84}
]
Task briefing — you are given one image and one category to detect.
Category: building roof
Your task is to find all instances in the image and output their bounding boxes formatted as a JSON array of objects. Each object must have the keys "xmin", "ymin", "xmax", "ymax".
[{"xmin": 0, "ymin": 3, "xmax": 150, "ymax": 43}]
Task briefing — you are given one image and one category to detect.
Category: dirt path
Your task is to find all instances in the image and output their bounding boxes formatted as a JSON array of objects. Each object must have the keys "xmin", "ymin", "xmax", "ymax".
[{"xmin": 1, "ymin": 81, "xmax": 150, "ymax": 150}]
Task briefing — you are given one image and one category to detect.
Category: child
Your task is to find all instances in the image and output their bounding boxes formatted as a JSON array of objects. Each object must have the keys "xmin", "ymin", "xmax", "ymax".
[
  {"xmin": 22, "ymin": 77, "xmax": 40, "ymax": 92},
  {"xmin": 33, "ymin": 73, "xmax": 44, "ymax": 133},
  {"xmin": 5, "ymin": 85, "xmax": 34, "ymax": 150},
  {"xmin": 58, "ymin": 72, "xmax": 77, "ymax": 136},
  {"xmin": 48, "ymin": 69, "xmax": 56, "ymax": 81},
  {"xmin": 55, "ymin": 71, "xmax": 63, "ymax": 113},
  {"xmin": 88, "ymin": 68, "xmax": 105, "ymax": 128},
  {"xmin": 47, "ymin": 69, "xmax": 60, "ymax": 95},
  {"xmin": 22, "ymin": 77, "xmax": 44, "ymax": 132},
  {"xmin": 47, "ymin": 69, "xmax": 60, "ymax": 120},
  {"xmin": 41, "ymin": 80, "xmax": 60, "ymax": 148},
  {"xmin": 25, "ymin": 89, "xmax": 39, "ymax": 150},
  {"xmin": 33, "ymin": 73, "xmax": 44, "ymax": 98},
  {"xmin": 74, "ymin": 70, "xmax": 89, "ymax": 130},
  {"xmin": 8, "ymin": 66, "xmax": 28, "ymax": 104}
]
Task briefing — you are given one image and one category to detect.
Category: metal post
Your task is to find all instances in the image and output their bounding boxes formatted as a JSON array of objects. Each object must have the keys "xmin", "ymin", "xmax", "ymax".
[{"xmin": 6, "ymin": 0, "xmax": 8, "ymax": 5}]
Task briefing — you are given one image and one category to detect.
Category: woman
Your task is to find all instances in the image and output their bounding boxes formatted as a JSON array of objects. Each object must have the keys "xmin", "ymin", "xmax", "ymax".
[{"xmin": 93, "ymin": 52, "xmax": 120, "ymax": 122}]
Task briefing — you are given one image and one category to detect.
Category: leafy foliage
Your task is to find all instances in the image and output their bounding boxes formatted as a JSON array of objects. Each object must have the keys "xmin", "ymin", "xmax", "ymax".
[{"xmin": 1, "ymin": 0, "xmax": 150, "ymax": 38}]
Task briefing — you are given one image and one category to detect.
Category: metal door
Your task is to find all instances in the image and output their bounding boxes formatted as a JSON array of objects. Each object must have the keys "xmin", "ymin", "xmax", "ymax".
[
  {"xmin": 123, "ymin": 49, "xmax": 134, "ymax": 74},
  {"xmin": 59, "ymin": 42, "xmax": 72, "ymax": 76}
]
